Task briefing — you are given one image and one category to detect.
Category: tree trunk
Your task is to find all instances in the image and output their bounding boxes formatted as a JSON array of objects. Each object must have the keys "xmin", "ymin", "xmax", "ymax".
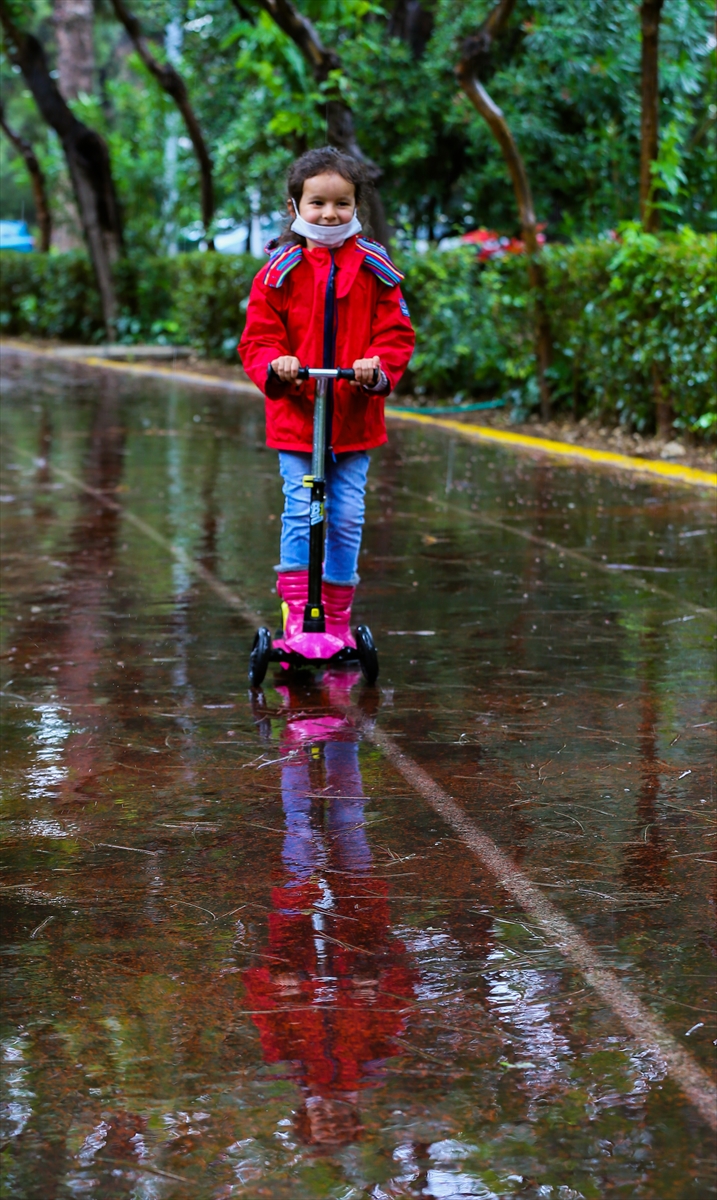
[
  {"xmin": 0, "ymin": 102, "xmax": 52, "ymax": 250},
  {"xmin": 0, "ymin": 2, "xmax": 122, "ymax": 338},
  {"xmin": 252, "ymin": 0, "xmax": 391, "ymax": 246},
  {"xmin": 323, "ymin": 98, "xmax": 390, "ymax": 246},
  {"xmin": 652, "ymin": 362, "xmax": 673, "ymax": 437},
  {"xmin": 639, "ymin": 0, "xmax": 665, "ymax": 232},
  {"xmin": 54, "ymin": 0, "xmax": 94, "ymax": 100},
  {"xmin": 109, "ymin": 0, "xmax": 214, "ymax": 238},
  {"xmin": 387, "ymin": 0, "xmax": 434, "ymax": 58},
  {"xmin": 457, "ymin": 0, "xmax": 552, "ymax": 419}
]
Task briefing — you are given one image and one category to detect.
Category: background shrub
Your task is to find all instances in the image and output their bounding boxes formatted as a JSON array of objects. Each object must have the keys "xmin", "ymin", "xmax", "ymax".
[
  {"xmin": 543, "ymin": 226, "xmax": 716, "ymax": 434},
  {"xmin": 400, "ymin": 227, "xmax": 716, "ymax": 434},
  {"xmin": 1, "ymin": 228, "xmax": 714, "ymax": 434},
  {"xmin": 0, "ymin": 251, "xmax": 103, "ymax": 342},
  {"xmin": 399, "ymin": 247, "xmax": 537, "ymax": 406},
  {"xmin": 169, "ymin": 254, "xmax": 259, "ymax": 359}
]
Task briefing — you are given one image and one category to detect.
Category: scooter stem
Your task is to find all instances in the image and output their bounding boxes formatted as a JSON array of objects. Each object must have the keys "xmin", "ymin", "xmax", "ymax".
[
  {"xmin": 304, "ymin": 376, "xmax": 327, "ymax": 632},
  {"xmin": 311, "ymin": 376, "xmax": 327, "ymax": 476}
]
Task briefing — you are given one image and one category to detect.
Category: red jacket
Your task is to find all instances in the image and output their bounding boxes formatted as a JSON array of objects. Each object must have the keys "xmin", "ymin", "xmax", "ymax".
[
  {"xmin": 243, "ymin": 879, "xmax": 414, "ymax": 1091},
  {"xmin": 238, "ymin": 235, "xmax": 415, "ymax": 453}
]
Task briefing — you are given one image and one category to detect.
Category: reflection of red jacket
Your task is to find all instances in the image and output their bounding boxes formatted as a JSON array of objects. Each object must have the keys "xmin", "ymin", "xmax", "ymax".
[
  {"xmin": 238, "ymin": 236, "xmax": 415, "ymax": 453},
  {"xmin": 243, "ymin": 880, "xmax": 414, "ymax": 1091}
]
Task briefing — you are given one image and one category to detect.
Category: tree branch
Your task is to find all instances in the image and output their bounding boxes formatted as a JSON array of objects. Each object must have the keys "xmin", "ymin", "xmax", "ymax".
[
  {"xmin": 387, "ymin": 0, "xmax": 434, "ymax": 59},
  {"xmin": 639, "ymin": 0, "xmax": 665, "ymax": 231},
  {"xmin": 457, "ymin": 0, "xmax": 537, "ymax": 245},
  {"xmin": 457, "ymin": 74, "xmax": 539, "ymax": 251},
  {"xmin": 249, "ymin": 0, "xmax": 391, "ymax": 245},
  {"xmin": 0, "ymin": 0, "xmax": 122, "ymax": 335},
  {"xmin": 255, "ymin": 0, "xmax": 336, "ymax": 78},
  {"xmin": 109, "ymin": 0, "xmax": 214, "ymax": 235},
  {"xmin": 0, "ymin": 100, "xmax": 52, "ymax": 250},
  {"xmin": 457, "ymin": 0, "xmax": 552, "ymax": 418}
]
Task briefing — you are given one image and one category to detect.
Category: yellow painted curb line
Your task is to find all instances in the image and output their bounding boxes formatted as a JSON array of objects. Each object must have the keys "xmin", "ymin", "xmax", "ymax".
[
  {"xmin": 0, "ymin": 339, "xmax": 262, "ymax": 398},
  {"xmin": 79, "ymin": 354, "xmax": 262, "ymax": 396},
  {"xmin": 386, "ymin": 407, "xmax": 717, "ymax": 490}
]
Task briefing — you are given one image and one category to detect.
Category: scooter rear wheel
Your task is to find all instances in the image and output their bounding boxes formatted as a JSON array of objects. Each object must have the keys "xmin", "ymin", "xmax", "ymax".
[
  {"xmin": 249, "ymin": 627, "xmax": 272, "ymax": 687},
  {"xmin": 355, "ymin": 624, "xmax": 379, "ymax": 685}
]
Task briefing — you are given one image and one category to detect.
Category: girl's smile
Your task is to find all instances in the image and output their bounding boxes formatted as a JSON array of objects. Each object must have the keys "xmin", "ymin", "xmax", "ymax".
[{"xmin": 292, "ymin": 171, "xmax": 357, "ymax": 231}]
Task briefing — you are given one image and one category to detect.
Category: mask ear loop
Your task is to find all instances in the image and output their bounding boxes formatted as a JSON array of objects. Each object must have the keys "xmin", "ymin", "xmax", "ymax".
[{"xmin": 291, "ymin": 197, "xmax": 300, "ymax": 216}]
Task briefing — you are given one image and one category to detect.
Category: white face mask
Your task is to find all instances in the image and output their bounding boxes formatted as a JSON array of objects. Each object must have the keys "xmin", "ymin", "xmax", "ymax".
[{"xmin": 290, "ymin": 198, "xmax": 362, "ymax": 247}]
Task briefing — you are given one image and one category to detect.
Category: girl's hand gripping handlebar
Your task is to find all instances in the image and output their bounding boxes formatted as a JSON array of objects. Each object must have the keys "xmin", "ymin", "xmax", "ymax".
[
  {"xmin": 268, "ymin": 361, "xmax": 380, "ymax": 387},
  {"xmin": 296, "ymin": 366, "xmax": 379, "ymax": 383}
]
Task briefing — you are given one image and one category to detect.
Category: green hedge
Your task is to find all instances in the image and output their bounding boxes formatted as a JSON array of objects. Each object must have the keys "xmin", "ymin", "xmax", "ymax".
[
  {"xmin": 546, "ymin": 226, "xmax": 716, "ymax": 435},
  {"xmin": 0, "ymin": 251, "xmax": 257, "ymax": 359},
  {"xmin": 0, "ymin": 251, "xmax": 104, "ymax": 344},
  {"xmin": 1, "ymin": 225, "xmax": 714, "ymax": 435},
  {"xmin": 400, "ymin": 225, "xmax": 716, "ymax": 435}
]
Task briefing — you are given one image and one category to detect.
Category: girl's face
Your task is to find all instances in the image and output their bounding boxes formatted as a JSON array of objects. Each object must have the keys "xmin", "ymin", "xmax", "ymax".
[{"xmin": 294, "ymin": 172, "xmax": 356, "ymax": 225}]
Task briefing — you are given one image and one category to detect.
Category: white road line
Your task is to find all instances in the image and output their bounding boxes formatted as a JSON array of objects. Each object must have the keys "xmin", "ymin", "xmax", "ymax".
[
  {"xmin": 403, "ymin": 487, "xmax": 716, "ymax": 619},
  {"xmin": 356, "ymin": 716, "xmax": 717, "ymax": 1131}
]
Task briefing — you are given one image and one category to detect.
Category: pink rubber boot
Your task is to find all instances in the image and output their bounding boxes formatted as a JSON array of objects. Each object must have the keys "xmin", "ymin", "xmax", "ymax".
[
  {"xmin": 322, "ymin": 582, "xmax": 357, "ymax": 650},
  {"xmin": 275, "ymin": 570, "xmax": 346, "ymax": 660},
  {"xmin": 275, "ymin": 570, "xmax": 308, "ymax": 645}
]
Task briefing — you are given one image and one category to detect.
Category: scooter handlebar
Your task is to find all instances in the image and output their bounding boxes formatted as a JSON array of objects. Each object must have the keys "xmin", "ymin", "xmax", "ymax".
[
  {"xmin": 296, "ymin": 367, "xmax": 364, "ymax": 381},
  {"xmin": 269, "ymin": 365, "xmax": 379, "ymax": 385}
]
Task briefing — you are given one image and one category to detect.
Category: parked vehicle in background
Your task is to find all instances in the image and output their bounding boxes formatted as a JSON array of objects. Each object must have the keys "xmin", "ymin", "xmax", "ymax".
[
  {"xmin": 0, "ymin": 220, "xmax": 34, "ymax": 252},
  {"xmin": 438, "ymin": 225, "xmax": 547, "ymax": 258}
]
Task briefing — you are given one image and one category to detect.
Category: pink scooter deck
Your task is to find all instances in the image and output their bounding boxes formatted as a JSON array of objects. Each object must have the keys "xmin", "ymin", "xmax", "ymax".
[{"xmin": 273, "ymin": 628, "xmax": 356, "ymax": 662}]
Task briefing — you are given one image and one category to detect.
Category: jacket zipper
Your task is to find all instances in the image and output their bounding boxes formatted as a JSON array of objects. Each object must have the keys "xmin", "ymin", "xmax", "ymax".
[{"xmin": 323, "ymin": 251, "xmax": 337, "ymax": 459}]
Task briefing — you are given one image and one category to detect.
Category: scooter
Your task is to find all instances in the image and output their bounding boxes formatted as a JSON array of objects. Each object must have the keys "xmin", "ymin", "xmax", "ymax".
[{"xmin": 249, "ymin": 366, "xmax": 379, "ymax": 688}]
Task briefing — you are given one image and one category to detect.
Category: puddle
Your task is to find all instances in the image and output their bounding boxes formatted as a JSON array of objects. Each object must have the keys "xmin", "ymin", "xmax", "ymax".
[{"xmin": 0, "ymin": 354, "xmax": 715, "ymax": 1198}]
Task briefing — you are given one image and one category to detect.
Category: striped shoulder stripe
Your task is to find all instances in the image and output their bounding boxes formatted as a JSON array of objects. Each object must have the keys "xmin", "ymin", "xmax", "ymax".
[
  {"xmin": 357, "ymin": 237, "xmax": 404, "ymax": 287},
  {"xmin": 264, "ymin": 244, "xmax": 303, "ymax": 288}
]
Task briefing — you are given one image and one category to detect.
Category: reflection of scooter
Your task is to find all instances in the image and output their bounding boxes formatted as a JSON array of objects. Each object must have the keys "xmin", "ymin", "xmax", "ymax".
[
  {"xmin": 249, "ymin": 367, "xmax": 378, "ymax": 688},
  {"xmin": 243, "ymin": 680, "xmax": 413, "ymax": 1148}
]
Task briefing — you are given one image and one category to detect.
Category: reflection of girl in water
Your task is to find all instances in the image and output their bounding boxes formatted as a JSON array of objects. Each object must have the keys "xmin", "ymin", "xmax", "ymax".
[{"xmin": 243, "ymin": 699, "xmax": 414, "ymax": 1147}]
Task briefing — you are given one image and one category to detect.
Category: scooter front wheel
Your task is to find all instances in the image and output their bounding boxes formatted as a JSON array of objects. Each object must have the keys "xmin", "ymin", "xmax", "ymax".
[
  {"xmin": 355, "ymin": 624, "xmax": 379, "ymax": 685},
  {"xmin": 249, "ymin": 627, "xmax": 273, "ymax": 687}
]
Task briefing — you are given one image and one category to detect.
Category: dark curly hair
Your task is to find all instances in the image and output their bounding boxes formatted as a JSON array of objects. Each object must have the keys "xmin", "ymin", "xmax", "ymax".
[{"xmin": 277, "ymin": 147, "xmax": 371, "ymax": 247}]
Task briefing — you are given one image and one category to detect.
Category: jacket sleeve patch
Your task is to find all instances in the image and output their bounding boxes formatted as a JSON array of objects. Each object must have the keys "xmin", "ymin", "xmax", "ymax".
[
  {"xmin": 399, "ymin": 297, "xmax": 410, "ymax": 316},
  {"xmin": 357, "ymin": 236, "xmax": 405, "ymax": 287},
  {"xmin": 264, "ymin": 244, "xmax": 303, "ymax": 288}
]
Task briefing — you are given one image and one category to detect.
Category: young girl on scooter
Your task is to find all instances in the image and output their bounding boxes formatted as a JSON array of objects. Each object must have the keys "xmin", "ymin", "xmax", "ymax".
[{"xmin": 238, "ymin": 147, "xmax": 415, "ymax": 655}]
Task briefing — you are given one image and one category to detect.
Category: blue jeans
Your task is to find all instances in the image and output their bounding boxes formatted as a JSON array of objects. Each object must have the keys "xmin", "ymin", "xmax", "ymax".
[
  {"xmin": 281, "ymin": 741, "xmax": 371, "ymax": 880},
  {"xmin": 277, "ymin": 451, "xmax": 370, "ymax": 587}
]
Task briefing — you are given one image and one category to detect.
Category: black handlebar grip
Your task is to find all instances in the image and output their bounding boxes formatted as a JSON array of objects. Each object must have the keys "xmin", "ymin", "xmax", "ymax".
[
  {"xmin": 336, "ymin": 368, "xmax": 379, "ymax": 384},
  {"xmin": 337, "ymin": 367, "xmax": 379, "ymax": 384},
  {"xmin": 296, "ymin": 367, "xmax": 309, "ymax": 380}
]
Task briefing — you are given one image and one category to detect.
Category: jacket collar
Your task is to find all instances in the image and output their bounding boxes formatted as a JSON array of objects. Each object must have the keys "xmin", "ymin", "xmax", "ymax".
[
  {"xmin": 265, "ymin": 236, "xmax": 363, "ymax": 297},
  {"xmin": 264, "ymin": 234, "xmax": 401, "ymax": 295}
]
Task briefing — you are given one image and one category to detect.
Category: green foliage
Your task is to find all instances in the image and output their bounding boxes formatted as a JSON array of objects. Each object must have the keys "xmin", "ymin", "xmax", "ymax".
[
  {"xmin": 0, "ymin": 251, "xmax": 103, "ymax": 342},
  {"xmin": 400, "ymin": 227, "xmax": 716, "ymax": 434},
  {"xmin": 399, "ymin": 247, "xmax": 515, "ymax": 397},
  {"xmin": 544, "ymin": 224, "xmax": 717, "ymax": 433},
  {"xmin": 2, "ymin": 0, "xmax": 714, "ymax": 249},
  {"xmin": 0, "ymin": 250, "xmax": 259, "ymax": 359},
  {"xmin": 2, "ymin": 227, "xmax": 714, "ymax": 435},
  {"xmin": 169, "ymin": 252, "xmax": 259, "ymax": 358}
]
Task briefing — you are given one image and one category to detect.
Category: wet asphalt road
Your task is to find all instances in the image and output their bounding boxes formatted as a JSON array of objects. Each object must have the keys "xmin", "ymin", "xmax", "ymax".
[{"xmin": 1, "ymin": 351, "xmax": 716, "ymax": 1199}]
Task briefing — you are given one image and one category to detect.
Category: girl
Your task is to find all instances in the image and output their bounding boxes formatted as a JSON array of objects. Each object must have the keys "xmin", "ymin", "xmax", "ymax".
[{"xmin": 239, "ymin": 147, "xmax": 415, "ymax": 655}]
